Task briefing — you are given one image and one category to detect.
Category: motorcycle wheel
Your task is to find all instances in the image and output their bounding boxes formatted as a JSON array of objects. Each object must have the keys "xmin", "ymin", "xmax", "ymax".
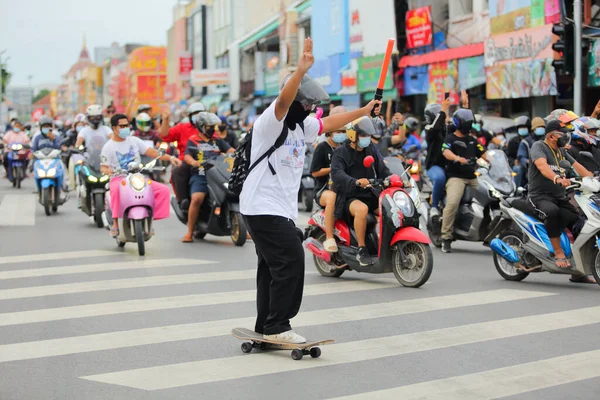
[
  {"xmin": 493, "ymin": 230, "xmax": 529, "ymax": 281},
  {"xmin": 593, "ymin": 252, "xmax": 600, "ymax": 287},
  {"xmin": 53, "ymin": 186, "xmax": 59, "ymax": 213},
  {"xmin": 230, "ymin": 212, "xmax": 247, "ymax": 247},
  {"xmin": 393, "ymin": 241, "xmax": 433, "ymax": 288},
  {"xmin": 313, "ymin": 232, "xmax": 344, "ymax": 278},
  {"xmin": 11, "ymin": 167, "xmax": 16, "ymax": 187},
  {"xmin": 94, "ymin": 193, "xmax": 104, "ymax": 228},
  {"xmin": 16, "ymin": 167, "xmax": 22, "ymax": 189},
  {"xmin": 303, "ymin": 189, "xmax": 313, "ymax": 212},
  {"xmin": 43, "ymin": 187, "xmax": 51, "ymax": 216},
  {"xmin": 134, "ymin": 220, "xmax": 146, "ymax": 256},
  {"xmin": 427, "ymin": 218, "xmax": 443, "ymax": 248}
]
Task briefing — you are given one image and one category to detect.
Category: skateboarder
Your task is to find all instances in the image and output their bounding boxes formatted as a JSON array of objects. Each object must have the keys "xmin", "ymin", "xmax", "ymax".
[{"xmin": 240, "ymin": 37, "xmax": 381, "ymax": 343}]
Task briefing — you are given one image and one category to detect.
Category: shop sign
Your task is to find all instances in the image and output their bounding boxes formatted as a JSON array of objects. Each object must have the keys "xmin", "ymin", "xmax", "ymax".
[
  {"xmin": 489, "ymin": 0, "xmax": 562, "ymax": 35},
  {"xmin": 484, "ymin": 24, "xmax": 555, "ymax": 67},
  {"xmin": 179, "ymin": 51, "xmax": 193, "ymax": 79},
  {"xmin": 486, "ymin": 58, "xmax": 557, "ymax": 99},
  {"xmin": 427, "ymin": 61, "xmax": 458, "ymax": 104},
  {"xmin": 403, "ymin": 66, "xmax": 428, "ymax": 95},
  {"xmin": 356, "ymin": 54, "xmax": 393, "ymax": 93},
  {"xmin": 458, "ymin": 56, "xmax": 486, "ymax": 90},
  {"xmin": 191, "ymin": 69, "xmax": 229, "ymax": 87},
  {"xmin": 264, "ymin": 69, "xmax": 280, "ymax": 97},
  {"xmin": 406, "ymin": 6, "xmax": 432, "ymax": 49}
]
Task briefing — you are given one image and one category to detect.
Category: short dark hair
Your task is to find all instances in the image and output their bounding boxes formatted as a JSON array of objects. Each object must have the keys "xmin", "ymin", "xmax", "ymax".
[{"xmin": 111, "ymin": 114, "xmax": 129, "ymax": 127}]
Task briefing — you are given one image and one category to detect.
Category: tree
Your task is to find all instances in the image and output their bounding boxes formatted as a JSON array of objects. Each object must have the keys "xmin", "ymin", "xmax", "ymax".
[
  {"xmin": 1, "ymin": 65, "xmax": 11, "ymax": 100},
  {"xmin": 33, "ymin": 89, "xmax": 50, "ymax": 104}
]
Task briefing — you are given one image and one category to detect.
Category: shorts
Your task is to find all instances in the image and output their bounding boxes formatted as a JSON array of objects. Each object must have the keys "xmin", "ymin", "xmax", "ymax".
[
  {"xmin": 189, "ymin": 174, "xmax": 208, "ymax": 194},
  {"xmin": 344, "ymin": 197, "xmax": 378, "ymax": 219}
]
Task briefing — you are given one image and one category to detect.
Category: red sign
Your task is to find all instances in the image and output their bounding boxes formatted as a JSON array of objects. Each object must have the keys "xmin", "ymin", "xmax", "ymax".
[
  {"xmin": 137, "ymin": 75, "xmax": 167, "ymax": 101},
  {"xmin": 31, "ymin": 108, "xmax": 45, "ymax": 121},
  {"xmin": 179, "ymin": 51, "xmax": 193, "ymax": 78},
  {"xmin": 406, "ymin": 6, "xmax": 433, "ymax": 49}
]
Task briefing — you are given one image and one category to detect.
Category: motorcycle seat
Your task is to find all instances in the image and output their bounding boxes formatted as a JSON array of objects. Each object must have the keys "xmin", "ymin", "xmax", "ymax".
[{"xmin": 507, "ymin": 197, "xmax": 537, "ymax": 217}]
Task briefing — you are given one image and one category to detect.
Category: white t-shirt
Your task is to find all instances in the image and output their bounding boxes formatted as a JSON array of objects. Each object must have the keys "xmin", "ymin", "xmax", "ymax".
[
  {"xmin": 100, "ymin": 136, "xmax": 150, "ymax": 171},
  {"xmin": 78, "ymin": 126, "xmax": 112, "ymax": 169},
  {"xmin": 240, "ymin": 101, "xmax": 321, "ymax": 220}
]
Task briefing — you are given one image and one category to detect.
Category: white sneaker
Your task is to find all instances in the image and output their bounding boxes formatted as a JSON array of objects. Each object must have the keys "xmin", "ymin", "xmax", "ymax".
[
  {"xmin": 323, "ymin": 238, "xmax": 338, "ymax": 253},
  {"xmin": 263, "ymin": 330, "xmax": 306, "ymax": 344},
  {"xmin": 429, "ymin": 207, "xmax": 440, "ymax": 218}
]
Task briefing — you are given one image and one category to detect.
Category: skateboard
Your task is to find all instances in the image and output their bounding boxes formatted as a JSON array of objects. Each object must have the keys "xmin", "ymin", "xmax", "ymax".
[{"xmin": 231, "ymin": 327, "xmax": 334, "ymax": 360}]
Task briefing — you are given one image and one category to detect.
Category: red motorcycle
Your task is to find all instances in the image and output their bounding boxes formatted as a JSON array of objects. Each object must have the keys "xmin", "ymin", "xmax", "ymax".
[{"xmin": 304, "ymin": 156, "xmax": 433, "ymax": 287}]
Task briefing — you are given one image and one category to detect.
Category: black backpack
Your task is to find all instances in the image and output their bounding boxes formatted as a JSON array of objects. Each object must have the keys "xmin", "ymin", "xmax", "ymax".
[{"xmin": 228, "ymin": 122, "xmax": 303, "ymax": 196}]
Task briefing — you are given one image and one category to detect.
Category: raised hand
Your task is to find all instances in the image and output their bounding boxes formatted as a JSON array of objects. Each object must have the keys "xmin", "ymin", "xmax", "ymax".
[{"xmin": 297, "ymin": 37, "xmax": 314, "ymax": 74}]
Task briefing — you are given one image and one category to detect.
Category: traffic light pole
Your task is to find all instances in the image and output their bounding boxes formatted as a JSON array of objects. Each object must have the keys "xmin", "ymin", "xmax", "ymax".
[{"xmin": 574, "ymin": 0, "xmax": 582, "ymax": 115}]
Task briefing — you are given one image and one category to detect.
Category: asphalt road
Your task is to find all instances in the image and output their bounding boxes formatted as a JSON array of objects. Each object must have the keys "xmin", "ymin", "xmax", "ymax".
[{"xmin": 0, "ymin": 178, "xmax": 599, "ymax": 400}]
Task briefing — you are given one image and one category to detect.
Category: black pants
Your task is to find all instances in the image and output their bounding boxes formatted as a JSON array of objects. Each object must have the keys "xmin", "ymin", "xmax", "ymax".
[
  {"xmin": 528, "ymin": 196, "xmax": 580, "ymax": 238},
  {"xmin": 171, "ymin": 163, "xmax": 191, "ymax": 203},
  {"xmin": 243, "ymin": 215, "xmax": 305, "ymax": 335}
]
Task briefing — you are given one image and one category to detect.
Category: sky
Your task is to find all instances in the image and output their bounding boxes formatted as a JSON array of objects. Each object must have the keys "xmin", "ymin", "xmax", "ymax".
[{"xmin": 0, "ymin": 0, "xmax": 175, "ymax": 87}]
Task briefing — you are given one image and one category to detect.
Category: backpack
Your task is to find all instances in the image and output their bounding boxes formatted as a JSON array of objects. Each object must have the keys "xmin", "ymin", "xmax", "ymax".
[{"xmin": 228, "ymin": 121, "xmax": 303, "ymax": 196}]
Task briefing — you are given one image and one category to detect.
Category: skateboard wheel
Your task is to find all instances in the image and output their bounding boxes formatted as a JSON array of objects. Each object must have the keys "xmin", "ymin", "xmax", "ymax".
[
  {"xmin": 241, "ymin": 342, "xmax": 253, "ymax": 353},
  {"xmin": 291, "ymin": 349, "xmax": 303, "ymax": 360},
  {"xmin": 310, "ymin": 347, "xmax": 321, "ymax": 358}
]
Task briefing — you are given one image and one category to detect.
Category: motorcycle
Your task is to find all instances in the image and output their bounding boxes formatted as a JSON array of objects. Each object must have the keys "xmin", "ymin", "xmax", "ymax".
[
  {"xmin": 141, "ymin": 141, "xmax": 167, "ymax": 183},
  {"xmin": 298, "ymin": 146, "xmax": 315, "ymax": 212},
  {"xmin": 103, "ymin": 156, "xmax": 162, "ymax": 256},
  {"xmin": 171, "ymin": 154, "xmax": 247, "ymax": 246},
  {"xmin": 33, "ymin": 148, "xmax": 67, "ymax": 216},
  {"xmin": 5, "ymin": 143, "xmax": 30, "ymax": 188},
  {"xmin": 489, "ymin": 170, "xmax": 600, "ymax": 286},
  {"xmin": 427, "ymin": 149, "xmax": 516, "ymax": 247},
  {"xmin": 304, "ymin": 155, "xmax": 433, "ymax": 287}
]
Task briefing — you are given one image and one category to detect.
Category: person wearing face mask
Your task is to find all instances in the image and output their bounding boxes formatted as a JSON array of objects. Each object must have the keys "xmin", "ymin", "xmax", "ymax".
[
  {"xmin": 512, "ymin": 116, "xmax": 534, "ymax": 188},
  {"xmin": 181, "ymin": 113, "xmax": 234, "ymax": 242},
  {"xmin": 31, "ymin": 116, "xmax": 62, "ymax": 152},
  {"xmin": 310, "ymin": 106, "xmax": 349, "ymax": 253},
  {"xmin": 2, "ymin": 120, "xmax": 30, "ymax": 176},
  {"xmin": 75, "ymin": 105, "xmax": 112, "ymax": 174},
  {"xmin": 527, "ymin": 118, "xmax": 594, "ymax": 277},
  {"xmin": 568, "ymin": 118, "xmax": 600, "ymax": 172},
  {"xmin": 100, "ymin": 114, "xmax": 181, "ymax": 237},
  {"xmin": 160, "ymin": 102, "xmax": 206, "ymax": 205},
  {"xmin": 331, "ymin": 116, "xmax": 391, "ymax": 266},
  {"xmin": 401, "ymin": 117, "xmax": 422, "ymax": 153},
  {"xmin": 215, "ymin": 117, "xmax": 239, "ymax": 149}
]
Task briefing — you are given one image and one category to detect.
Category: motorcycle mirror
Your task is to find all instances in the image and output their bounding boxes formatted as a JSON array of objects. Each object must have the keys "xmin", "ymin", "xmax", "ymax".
[
  {"xmin": 558, "ymin": 160, "xmax": 572, "ymax": 170},
  {"xmin": 363, "ymin": 155, "xmax": 375, "ymax": 168}
]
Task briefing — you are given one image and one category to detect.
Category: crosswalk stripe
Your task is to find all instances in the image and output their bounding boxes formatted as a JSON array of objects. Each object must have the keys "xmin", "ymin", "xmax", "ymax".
[
  {"xmin": 0, "ymin": 258, "xmax": 215, "ymax": 280},
  {"xmin": 0, "ymin": 279, "xmax": 397, "ymax": 326},
  {"xmin": 0, "ymin": 194, "xmax": 35, "ymax": 226},
  {"xmin": 330, "ymin": 349, "xmax": 600, "ymax": 400},
  {"xmin": 80, "ymin": 306, "xmax": 600, "ymax": 390},
  {"xmin": 0, "ymin": 289, "xmax": 553, "ymax": 363},
  {"xmin": 0, "ymin": 250, "xmax": 120, "ymax": 265}
]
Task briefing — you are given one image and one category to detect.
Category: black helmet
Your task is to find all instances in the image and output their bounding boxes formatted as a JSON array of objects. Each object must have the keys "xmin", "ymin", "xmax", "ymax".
[
  {"xmin": 514, "ymin": 115, "xmax": 531, "ymax": 130},
  {"xmin": 424, "ymin": 103, "xmax": 442, "ymax": 125},
  {"xmin": 281, "ymin": 74, "xmax": 330, "ymax": 109},
  {"xmin": 452, "ymin": 109, "xmax": 475, "ymax": 134},
  {"xmin": 404, "ymin": 117, "xmax": 419, "ymax": 132},
  {"xmin": 346, "ymin": 116, "xmax": 377, "ymax": 142},
  {"xmin": 371, "ymin": 117, "xmax": 386, "ymax": 139}
]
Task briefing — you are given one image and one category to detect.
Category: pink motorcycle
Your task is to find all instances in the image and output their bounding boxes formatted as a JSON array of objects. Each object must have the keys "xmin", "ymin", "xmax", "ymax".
[{"xmin": 103, "ymin": 160, "xmax": 159, "ymax": 256}]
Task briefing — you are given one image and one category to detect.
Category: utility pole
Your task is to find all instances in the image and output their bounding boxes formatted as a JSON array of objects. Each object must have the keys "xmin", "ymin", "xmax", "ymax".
[{"xmin": 574, "ymin": 0, "xmax": 582, "ymax": 115}]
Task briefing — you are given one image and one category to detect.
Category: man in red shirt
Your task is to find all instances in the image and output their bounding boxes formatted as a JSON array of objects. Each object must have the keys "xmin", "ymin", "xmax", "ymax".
[{"xmin": 160, "ymin": 102, "xmax": 206, "ymax": 204}]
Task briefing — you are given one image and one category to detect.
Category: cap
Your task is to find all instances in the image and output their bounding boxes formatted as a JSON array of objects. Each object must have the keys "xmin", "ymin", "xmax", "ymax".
[
  {"xmin": 545, "ymin": 119, "xmax": 571, "ymax": 135},
  {"xmin": 531, "ymin": 117, "xmax": 545, "ymax": 130}
]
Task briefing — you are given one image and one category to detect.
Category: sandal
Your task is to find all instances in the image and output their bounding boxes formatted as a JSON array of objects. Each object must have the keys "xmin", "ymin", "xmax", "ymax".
[
  {"xmin": 553, "ymin": 257, "xmax": 571, "ymax": 269},
  {"xmin": 109, "ymin": 227, "xmax": 119, "ymax": 237},
  {"xmin": 181, "ymin": 233, "xmax": 193, "ymax": 243},
  {"xmin": 569, "ymin": 275, "xmax": 596, "ymax": 284}
]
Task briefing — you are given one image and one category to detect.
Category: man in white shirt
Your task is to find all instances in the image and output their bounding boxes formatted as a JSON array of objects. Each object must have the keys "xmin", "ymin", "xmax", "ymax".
[{"xmin": 240, "ymin": 37, "xmax": 380, "ymax": 344}]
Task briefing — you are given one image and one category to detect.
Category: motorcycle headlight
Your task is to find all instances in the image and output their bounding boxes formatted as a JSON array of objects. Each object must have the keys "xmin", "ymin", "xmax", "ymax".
[
  {"xmin": 129, "ymin": 173, "xmax": 146, "ymax": 191},
  {"xmin": 410, "ymin": 163, "xmax": 419, "ymax": 174},
  {"xmin": 46, "ymin": 168, "xmax": 56, "ymax": 178},
  {"xmin": 393, "ymin": 191, "xmax": 415, "ymax": 217},
  {"xmin": 100, "ymin": 175, "xmax": 109, "ymax": 182},
  {"xmin": 159, "ymin": 142, "xmax": 168, "ymax": 150},
  {"xmin": 12, "ymin": 144, "xmax": 22, "ymax": 151},
  {"xmin": 490, "ymin": 188, "xmax": 502, "ymax": 199},
  {"xmin": 88, "ymin": 175, "xmax": 98, "ymax": 182},
  {"xmin": 37, "ymin": 169, "xmax": 46, "ymax": 178}
]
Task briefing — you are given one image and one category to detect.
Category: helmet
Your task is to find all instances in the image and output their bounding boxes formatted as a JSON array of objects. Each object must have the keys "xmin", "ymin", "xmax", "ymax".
[
  {"xmin": 86, "ymin": 104, "xmax": 103, "ymax": 128},
  {"xmin": 54, "ymin": 120, "xmax": 64, "ymax": 129},
  {"xmin": 514, "ymin": 115, "xmax": 531, "ymax": 130},
  {"xmin": 187, "ymin": 102, "xmax": 205, "ymax": 116},
  {"xmin": 572, "ymin": 118, "xmax": 596, "ymax": 145},
  {"xmin": 404, "ymin": 117, "xmax": 419, "ymax": 133},
  {"xmin": 194, "ymin": 112, "xmax": 221, "ymax": 131},
  {"xmin": 423, "ymin": 103, "xmax": 442, "ymax": 125},
  {"xmin": 39, "ymin": 116, "xmax": 53, "ymax": 127},
  {"xmin": 452, "ymin": 109, "xmax": 475, "ymax": 134},
  {"xmin": 135, "ymin": 112, "xmax": 152, "ymax": 132},
  {"xmin": 346, "ymin": 116, "xmax": 377, "ymax": 142},
  {"xmin": 545, "ymin": 109, "xmax": 579, "ymax": 127},
  {"xmin": 281, "ymin": 74, "xmax": 330, "ymax": 109},
  {"xmin": 137, "ymin": 104, "xmax": 151, "ymax": 114},
  {"xmin": 371, "ymin": 117, "xmax": 386, "ymax": 140},
  {"xmin": 575, "ymin": 117, "xmax": 600, "ymax": 135}
]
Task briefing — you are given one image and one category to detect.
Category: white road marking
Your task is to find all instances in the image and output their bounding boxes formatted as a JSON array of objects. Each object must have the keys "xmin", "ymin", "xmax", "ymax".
[
  {"xmin": 0, "ymin": 250, "xmax": 119, "ymax": 265},
  {"xmin": 0, "ymin": 289, "xmax": 553, "ymax": 363},
  {"xmin": 331, "ymin": 350, "xmax": 600, "ymax": 400},
  {"xmin": 0, "ymin": 258, "xmax": 215, "ymax": 280},
  {"xmin": 0, "ymin": 279, "xmax": 397, "ymax": 326},
  {"xmin": 0, "ymin": 194, "xmax": 35, "ymax": 226},
  {"xmin": 80, "ymin": 306, "xmax": 600, "ymax": 390}
]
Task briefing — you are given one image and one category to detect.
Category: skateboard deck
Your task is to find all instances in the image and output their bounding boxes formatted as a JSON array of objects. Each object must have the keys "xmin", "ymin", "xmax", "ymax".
[{"xmin": 232, "ymin": 327, "xmax": 334, "ymax": 360}]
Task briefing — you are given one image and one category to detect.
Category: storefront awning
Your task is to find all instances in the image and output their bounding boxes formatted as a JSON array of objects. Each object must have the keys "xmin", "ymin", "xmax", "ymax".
[
  {"xmin": 398, "ymin": 43, "xmax": 484, "ymax": 68},
  {"xmin": 240, "ymin": 20, "xmax": 279, "ymax": 49}
]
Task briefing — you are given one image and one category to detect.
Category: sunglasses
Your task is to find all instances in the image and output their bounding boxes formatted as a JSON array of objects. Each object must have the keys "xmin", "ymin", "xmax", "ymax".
[{"xmin": 117, "ymin": 124, "xmax": 130, "ymax": 129}]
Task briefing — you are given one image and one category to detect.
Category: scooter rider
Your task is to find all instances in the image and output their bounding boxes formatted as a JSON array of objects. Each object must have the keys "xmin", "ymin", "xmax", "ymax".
[
  {"xmin": 133, "ymin": 112, "xmax": 161, "ymax": 146},
  {"xmin": 440, "ymin": 108, "xmax": 486, "ymax": 253},
  {"xmin": 181, "ymin": 112, "xmax": 234, "ymax": 242},
  {"xmin": 240, "ymin": 37, "xmax": 381, "ymax": 344},
  {"xmin": 310, "ymin": 106, "xmax": 348, "ymax": 253},
  {"xmin": 331, "ymin": 116, "xmax": 391, "ymax": 266},
  {"xmin": 401, "ymin": 117, "xmax": 422, "ymax": 152},
  {"xmin": 216, "ymin": 116, "xmax": 239, "ymax": 149},
  {"xmin": 160, "ymin": 102, "xmax": 206, "ymax": 204},
  {"xmin": 31, "ymin": 116, "xmax": 62, "ymax": 152},
  {"xmin": 74, "ymin": 104, "xmax": 111, "ymax": 170},
  {"xmin": 527, "ymin": 118, "xmax": 594, "ymax": 282},
  {"xmin": 569, "ymin": 117, "xmax": 600, "ymax": 172}
]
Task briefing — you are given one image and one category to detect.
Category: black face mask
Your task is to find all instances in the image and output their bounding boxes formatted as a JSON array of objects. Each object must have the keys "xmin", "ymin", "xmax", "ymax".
[
  {"xmin": 285, "ymin": 101, "xmax": 311, "ymax": 130},
  {"xmin": 556, "ymin": 134, "xmax": 570, "ymax": 148},
  {"xmin": 206, "ymin": 127, "xmax": 215, "ymax": 136}
]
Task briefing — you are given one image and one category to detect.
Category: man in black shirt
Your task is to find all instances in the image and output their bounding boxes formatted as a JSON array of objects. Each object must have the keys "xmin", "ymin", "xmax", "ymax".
[
  {"xmin": 331, "ymin": 116, "xmax": 390, "ymax": 266},
  {"xmin": 310, "ymin": 106, "xmax": 348, "ymax": 253},
  {"xmin": 440, "ymin": 109, "xmax": 485, "ymax": 253},
  {"xmin": 215, "ymin": 119, "xmax": 239, "ymax": 149}
]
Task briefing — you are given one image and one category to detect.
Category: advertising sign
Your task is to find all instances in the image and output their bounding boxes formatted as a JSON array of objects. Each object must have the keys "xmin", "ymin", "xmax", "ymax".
[
  {"xmin": 136, "ymin": 75, "xmax": 167, "ymax": 101},
  {"xmin": 190, "ymin": 69, "xmax": 230, "ymax": 87},
  {"xmin": 484, "ymin": 24, "xmax": 556, "ymax": 67},
  {"xmin": 406, "ymin": 6, "xmax": 433, "ymax": 49},
  {"xmin": 458, "ymin": 56, "xmax": 486, "ymax": 90},
  {"xmin": 403, "ymin": 66, "xmax": 428, "ymax": 95},
  {"xmin": 588, "ymin": 39, "xmax": 600, "ymax": 87},
  {"xmin": 128, "ymin": 47, "xmax": 167, "ymax": 73},
  {"xmin": 356, "ymin": 54, "xmax": 393, "ymax": 93},
  {"xmin": 427, "ymin": 61, "xmax": 459, "ymax": 104},
  {"xmin": 179, "ymin": 51, "xmax": 193, "ymax": 79}
]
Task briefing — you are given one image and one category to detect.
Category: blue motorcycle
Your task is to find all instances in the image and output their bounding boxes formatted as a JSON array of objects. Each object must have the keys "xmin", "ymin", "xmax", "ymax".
[
  {"xmin": 6, "ymin": 143, "xmax": 30, "ymax": 188},
  {"xmin": 33, "ymin": 148, "xmax": 67, "ymax": 216}
]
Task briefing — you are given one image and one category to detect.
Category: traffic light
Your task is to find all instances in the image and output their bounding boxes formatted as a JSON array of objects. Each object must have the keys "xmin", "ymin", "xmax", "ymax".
[{"xmin": 552, "ymin": 24, "xmax": 566, "ymax": 72}]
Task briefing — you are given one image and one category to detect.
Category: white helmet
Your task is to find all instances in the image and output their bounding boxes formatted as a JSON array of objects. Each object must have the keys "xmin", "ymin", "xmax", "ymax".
[
  {"xmin": 86, "ymin": 104, "xmax": 104, "ymax": 128},
  {"xmin": 187, "ymin": 102, "xmax": 205, "ymax": 115},
  {"xmin": 135, "ymin": 112, "xmax": 152, "ymax": 132}
]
